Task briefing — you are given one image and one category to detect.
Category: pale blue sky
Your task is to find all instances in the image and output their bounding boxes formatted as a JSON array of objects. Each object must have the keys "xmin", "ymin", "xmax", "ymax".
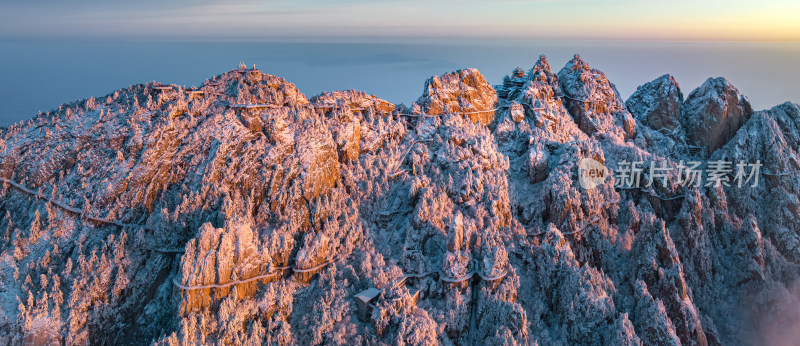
[{"xmin": 1, "ymin": 0, "xmax": 798, "ymax": 41}]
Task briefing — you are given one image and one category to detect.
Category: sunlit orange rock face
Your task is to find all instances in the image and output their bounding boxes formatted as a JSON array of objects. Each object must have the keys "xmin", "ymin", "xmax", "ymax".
[
  {"xmin": 298, "ymin": 126, "xmax": 341, "ymax": 201},
  {"xmin": 415, "ymin": 68, "xmax": 498, "ymax": 124},
  {"xmin": 1, "ymin": 57, "xmax": 799, "ymax": 345},
  {"xmin": 308, "ymin": 91, "xmax": 387, "ymax": 164},
  {"xmin": 179, "ymin": 222, "xmax": 274, "ymax": 313}
]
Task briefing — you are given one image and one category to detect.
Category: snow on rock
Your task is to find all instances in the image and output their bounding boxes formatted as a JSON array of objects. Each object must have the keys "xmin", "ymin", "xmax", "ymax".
[
  {"xmin": 179, "ymin": 219, "xmax": 267, "ymax": 313},
  {"xmin": 414, "ymin": 68, "xmax": 497, "ymax": 124},
  {"xmin": 518, "ymin": 59, "xmax": 587, "ymax": 143},
  {"xmin": 495, "ymin": 56, "xmax": 585, "ymax": 145},
  {"xmin": 309, "ymin": 91, "xmax": 394, "ymax": 162},
  {"xmin": 310, "ymin": 90, "xmax": 396, "ymax": 115},
  {"xmin": 0, "ymin": 60, "xmax": 798, "ymax": 345},
  {"xmin": 298, "ymin": 124, "xmax": 341, "ymax": 201},
  {"xmin": 681, "ymin": 77, "xmax": 753, "ymax": 156},
  {"xmin": 628, "ymin": 212, "xmax": 707, "ymax": 345},
  {"xmin": 558, "ymin": 54, "xmax": 636, "ymax": 140},
  {"xmin": 527, "ymin": 139, "xmax": 550, "ymax": 184},
  {"xmin": 626, "ymin": 74, "xmax": 684, "ymax": 131}
]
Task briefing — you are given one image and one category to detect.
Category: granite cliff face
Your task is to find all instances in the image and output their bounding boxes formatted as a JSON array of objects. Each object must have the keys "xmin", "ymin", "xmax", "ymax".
[
  {"xmin": 682, "ymin": 78, "xmax": 754, "ymax": 157},
  {"xmin": 0, "ymin": 59, "xmax": 798, "ymax": 345},
  {"xmin": 626, "ymin": 74, "xmax": 683, "ymax": 132}
]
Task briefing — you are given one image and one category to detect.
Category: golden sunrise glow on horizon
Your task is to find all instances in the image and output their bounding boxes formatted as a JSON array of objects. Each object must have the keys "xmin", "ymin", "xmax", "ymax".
[{"xmin": 0, "ymin": 0, "xmax": 798, "ymax": 42}]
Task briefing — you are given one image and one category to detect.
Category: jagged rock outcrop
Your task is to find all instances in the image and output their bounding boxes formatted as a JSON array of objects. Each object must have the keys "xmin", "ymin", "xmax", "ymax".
[
  {"xmin": 179, "ymin": 219, "xmax": 267, "ymax": 313},
  {"xmin": 310, "ymin": 91, "xmax": 395, "ymax": 162},
  {"xmin": 310, "ymin": 90, "xmax": 396, "ymax": 115},
  {"xmin": 414, "ymin": 68, "xmax": 497, "ymax": 124},
  {"xmin": 0, "ymin": 58, "xmax": 798, "ymax": 345},
  {"xmin": 494, "ymin": 55, "xmax": 586, "ymax": 187},
  {"xmin": 558, "ymin": 54, "xmax": 636, "ymax": 140},
  {"xmin": 626, "ymin": 74, "xmax": 684, "ymax": 131},
  {"xmin": 298, "ymin": 125, "xmax": 341, "ymax": 201},
  {"xmin": 681, "ymin": 77, "xmax": 753, "ymax": 156}
]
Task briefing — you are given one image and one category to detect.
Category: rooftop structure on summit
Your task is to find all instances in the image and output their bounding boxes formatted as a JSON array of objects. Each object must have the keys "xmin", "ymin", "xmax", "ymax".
[{"xmin": 237, "ymin": 63, "xmax": 257, "ymax": 73}]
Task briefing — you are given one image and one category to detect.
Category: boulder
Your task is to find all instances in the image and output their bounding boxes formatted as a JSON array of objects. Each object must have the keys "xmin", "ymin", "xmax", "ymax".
[
  {"xmin": 527, "ymin": 140, "xmax": 550, "ymax": 183},
  {"xmin": 626, "ymin": 74, "xmax": 683, "ymax": 131},
  {"xmin": 681, "ymin": 77, "xmax": 753, "ymax": 155}
]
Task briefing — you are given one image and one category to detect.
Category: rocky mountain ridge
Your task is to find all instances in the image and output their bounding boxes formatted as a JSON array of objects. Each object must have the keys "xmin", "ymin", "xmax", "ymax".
[{"xmin": 0, "ymin": 57, "xmax": 798, "ymax": 345}]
